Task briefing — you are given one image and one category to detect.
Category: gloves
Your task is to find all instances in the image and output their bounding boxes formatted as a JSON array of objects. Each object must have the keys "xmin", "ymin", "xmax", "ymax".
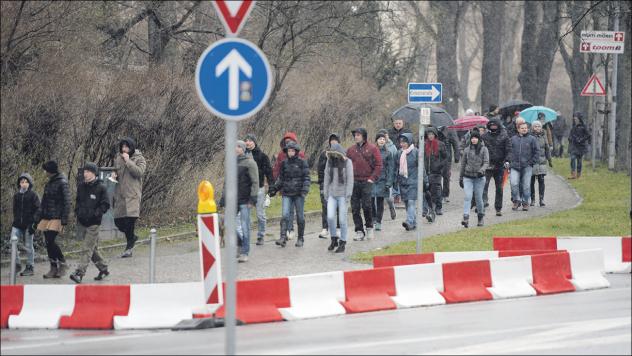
[
  {"xmin": 459, "ymin": 177, "xmax": 464, "ymax": 189},
  {"xmin": 548, "ymin": 159, "xmax": 553, "ymax": 168},
  {"xmin": 477, "ymin": 171, "xmax": 485, "ymax": 178},
  {"xmin": 28, "ymin": 223, "xmax": 36, "ymax": 234},
  {"xmin": 503, "ymin": 162, "xmax": 510, "ymax": 169},
  {"xmin": 268, "ymin": 186, "xmax": 277, "ymax": 197},
  {"xmin": 455, "ymin": 158, "xmax": 459, "ymax": 164}
]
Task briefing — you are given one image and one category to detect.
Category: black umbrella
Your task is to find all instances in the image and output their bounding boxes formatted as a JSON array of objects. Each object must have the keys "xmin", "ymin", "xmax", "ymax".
[
  {"xmin": 391, "ymin": 103, "xmax": 454, "ymax": 128},
  {"xmin": 498, "ymin": 99, "xmax": 532, "ymax": 118}
]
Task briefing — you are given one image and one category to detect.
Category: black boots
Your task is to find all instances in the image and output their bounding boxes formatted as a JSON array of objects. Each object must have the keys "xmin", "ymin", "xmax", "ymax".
[
  {"xmin": 295, "ymin": 220, "xmax": 305, "ymax": 247},
  {"xmin": 70, "ymin": 271, "xmax": 83, "ymax": 284},
  {"xmin": 94, "ymin": 269, "xmax": 110, "ymax": 281},
  {"xmin": 55, "ymin": 261, "xmax": 68, "ymax": 278},
  {"xmin": 477, "ymin": 214, "xmax": 484, "ymax": 227},
  {"xmin": 295, "ymin": 237, "xmax": 304, "ymax": 247},
  {"xmin": 276, "ymin": 220, "xmax": 288, "ymax": 247},
  {"xmin": 461, "ymin": 214, "xmax": 469, "ymax": 228},
  {"xmin": 328, "ymin": 236, "xmax": 339, "ymax": 251},
  {"xmin": 335, "ymin": 240, "xmax": 346, "ymax": 253},
  {"xmin": 539, "ymin": 196, "xmax": 545, "ymax": 206}
]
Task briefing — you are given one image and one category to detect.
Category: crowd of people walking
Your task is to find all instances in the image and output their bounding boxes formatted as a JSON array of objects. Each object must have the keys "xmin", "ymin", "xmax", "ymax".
[{"xmin": 8, "ymin": 106, "xmax": 588, "ymax": 273}]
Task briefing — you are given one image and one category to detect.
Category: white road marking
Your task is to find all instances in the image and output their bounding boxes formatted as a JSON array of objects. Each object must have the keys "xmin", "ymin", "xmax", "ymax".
[{"xmin": 0, "ymin": 331, "xmax": 173, "ymax": 352}]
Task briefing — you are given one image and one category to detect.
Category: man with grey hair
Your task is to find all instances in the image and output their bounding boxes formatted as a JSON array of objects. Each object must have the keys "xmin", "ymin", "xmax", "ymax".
[{"xmin": 219, "ymin": 140, "xmax": 259, "ymax": 263}]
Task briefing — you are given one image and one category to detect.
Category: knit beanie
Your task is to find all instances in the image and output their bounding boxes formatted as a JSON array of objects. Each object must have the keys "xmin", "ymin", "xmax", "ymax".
[
  {"xmin": 83, "ymin": 162, "xmax": 98, "ymax": 176},
  {"xmin": 42, "ymin": 160, "xmax": 59, "ymax": 174},
  {"xmin": 244, "ymin": 134, "xmax": 257, "ymax": 146}
]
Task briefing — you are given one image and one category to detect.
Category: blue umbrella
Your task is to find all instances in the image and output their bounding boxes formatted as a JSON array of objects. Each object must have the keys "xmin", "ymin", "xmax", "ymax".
[{"xmin": 519, "ymin": 106, "xmax": 558, "ymax": 124}]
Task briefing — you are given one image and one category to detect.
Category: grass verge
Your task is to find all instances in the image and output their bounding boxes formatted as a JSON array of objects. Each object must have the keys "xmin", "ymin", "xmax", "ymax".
[{"xmin": 352, "ymin": 157, "xmax": 631, "ymax": 264}]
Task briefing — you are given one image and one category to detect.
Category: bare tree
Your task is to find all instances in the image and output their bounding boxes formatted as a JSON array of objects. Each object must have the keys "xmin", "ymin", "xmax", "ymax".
[
  {"xmin": 480, "ymin": 1, "xmax": 505, "ymax": 113},
  {"xmin": 518, "ymin": 1, "xmax": 561, "ymax": 105},
  {"xmin": 457, "ymin": 4, "xmax": 483, "ymax": 112},
  {"xmin": 500, "ymin": 3, "xmax": 522, "ymax": 103}
]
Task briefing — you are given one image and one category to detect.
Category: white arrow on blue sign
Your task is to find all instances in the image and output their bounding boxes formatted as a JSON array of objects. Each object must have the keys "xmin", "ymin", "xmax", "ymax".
[
  {"xmin": 196, "ymin": 37, "xmax": 272, "ymax": 121},
  {"xmin": 408, "ymin": 83, "xmax": 442, "ymax": 104}
]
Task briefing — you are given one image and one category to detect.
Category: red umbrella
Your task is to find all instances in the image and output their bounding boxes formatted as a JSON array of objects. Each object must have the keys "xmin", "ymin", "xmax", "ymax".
[{"xmin": 448, "ymin": 116, "xmax": 489, "ymax": 131}]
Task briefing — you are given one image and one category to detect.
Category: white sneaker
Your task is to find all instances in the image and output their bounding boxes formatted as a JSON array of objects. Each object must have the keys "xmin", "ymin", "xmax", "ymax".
[
  {"xmin": 366, "ymin": 228, "xmax": 374, "ymax": 240},
  {"xmin": 353, "ymin": 231, "xmax": 365, "ymax": 241},
  {"xmin": 238, "ymin": 254, "xmax": 248, "ymax": 263},
  {"xmin": 287, "ymin": 230, "xmax": 294, "ymax": 240},
  {"xmin": 319, "ymin": 229, "xmax": 329, "ymax": 239}
]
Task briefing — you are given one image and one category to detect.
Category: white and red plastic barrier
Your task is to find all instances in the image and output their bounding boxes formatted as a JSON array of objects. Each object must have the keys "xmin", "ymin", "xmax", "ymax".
[
  {"xmin": 493, "ymin": 236, "xmax": 631, "ymax": 273},
  {"xmin": 1, "ymin": 249, "xmax": 611, "ymax": 329}
]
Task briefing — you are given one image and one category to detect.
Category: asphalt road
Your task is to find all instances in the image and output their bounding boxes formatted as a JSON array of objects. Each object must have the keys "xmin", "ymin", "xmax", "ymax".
[{"xmin": 2, "ymin": 275, "xmax": 630, "ymax": 355}]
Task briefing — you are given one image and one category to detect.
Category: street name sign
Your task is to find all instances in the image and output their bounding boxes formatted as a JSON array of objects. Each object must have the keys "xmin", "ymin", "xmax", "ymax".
[{"xmin": 408, "ymin": 83, "xmax": 442, "ymax": 104}]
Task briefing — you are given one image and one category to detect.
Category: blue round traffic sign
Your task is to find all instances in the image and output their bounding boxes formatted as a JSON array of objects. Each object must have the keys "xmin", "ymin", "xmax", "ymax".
[{"xmin": 196, "ymin": 38, "xmax": 272, "ymax": 121}]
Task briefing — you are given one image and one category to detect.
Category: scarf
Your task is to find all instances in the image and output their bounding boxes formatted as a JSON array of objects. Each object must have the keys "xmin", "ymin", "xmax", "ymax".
[
  {"xmin": 425, "ymin": 139, "xmax": 439, "ymax": 156},
  {"xmin": 399, "ymin": 144, "xmax": 415, "ymax": 178}
]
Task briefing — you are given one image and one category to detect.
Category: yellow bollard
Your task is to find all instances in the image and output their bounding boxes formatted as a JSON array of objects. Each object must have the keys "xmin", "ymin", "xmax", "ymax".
[{"xmin": 197, "ymin": 180, "xmax": 217, "ymax": 214}]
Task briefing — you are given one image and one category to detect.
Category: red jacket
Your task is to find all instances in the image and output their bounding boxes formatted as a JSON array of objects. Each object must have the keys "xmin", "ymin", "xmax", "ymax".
[
  {"xmin": 346, "ymin": 142, "xmax": 383, "ymax": 182},
  {"xmin": 272, "ymin": 132, "xmax": 305, "ymax": 180}
]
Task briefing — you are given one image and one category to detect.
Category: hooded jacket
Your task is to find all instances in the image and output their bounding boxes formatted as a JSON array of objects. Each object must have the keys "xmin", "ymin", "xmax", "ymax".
[
  {"xmin": 438, "ymin": 127, "xmax": 461, "ymax": 163},
  {"xmin": 460, "ymin": 133, "xmax": 490, "ymax": 179},
  {"xmin": 531, "ymin": 129, "xmax": 551, "ymax": 176},
  {"xmin": 12, "ymin": 173, "xmax": 40, "ymax": 230},
  {"xmin": 270, "ymin": 142, "xmax": 311, "ymax": 197},
  {"xmin": 37, "ymin": 172, "xmax": 71, "ymax": 224},
  {"xmin": 482, "ymin": 118, "xmax": 512, "ymax": 168},
  {"xmin": 246, "ymin": 139, "xmax": 273, "ymax": 188},
  {"xmin": 423, "ymin": 127, "xmax": 449, "ymax": 175},
  {"xmin": 568, "ymin": 114, "xmax": 591, "ymax": 156},
  {"xmin": 113, "ymin": 137, "xmax": 147, "ymax": 218},
  {"xmin": 317, "ymin": 133, "xmax": 340, "ymax": 190},
  {"xmin": 75, "ymin": 177, "xmax": 110, "ymax": 227},
  {"xmin": 272, "ymin": 132, "xmax": 306, "ymax": 180},
  {"xmin": 219, "ymin": 153, "xmax": 260, "ymax": 207},
  {"xmin": 373, "ymin": 139, "xmax": 396, "ymax": 198},
  {"xmin": 346, "ymin": 128, "xmax": 383, "ymax": 182},
  {"xmin": 388, "ymin": 125, "xmax": 413, "ymax": 150},
  {"xmin": 323, "ymin": 143, "xmax": 354, "ymax": 198}
]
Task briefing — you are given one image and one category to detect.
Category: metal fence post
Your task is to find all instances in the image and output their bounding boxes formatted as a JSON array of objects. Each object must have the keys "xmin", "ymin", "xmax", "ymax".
[
  {"xmin": 10, "ymin": 234, "xmax": 18, "ymax": 285},
  {"xmin": 149, "ymin": 228, "xmax": 157, "ymax": 283}
]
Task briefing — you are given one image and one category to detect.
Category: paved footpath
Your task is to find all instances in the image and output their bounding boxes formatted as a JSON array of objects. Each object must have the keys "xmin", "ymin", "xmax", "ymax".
[{"xmin": 2, "ymin": 167, "xmax": 581, "ymax": 284}]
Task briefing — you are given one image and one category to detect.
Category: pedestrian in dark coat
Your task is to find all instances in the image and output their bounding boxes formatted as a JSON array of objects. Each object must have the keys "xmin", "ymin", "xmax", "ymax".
[
  {"xmin": 36, "ymin": 160, "xmax": 71, "ymax": 279},
  {"xmin": 372, "ymin": 131, "xmax": 395, "ymax": 230},
  {"xmin": 481, "ymin": 118, "xmax": 511, "ymax": 216},
  {"xmin": 509, "ymin": 122, "xmax": 539, "ymax": 210},
  {"xmin": 347, "ymin": 127, "xmax": 383, "ymax": 241},
  {"xmin": 269, "ymin": 141, "xmax": 310, "ymax": 248},
  {"xmin": 69, "ymin": 163, "xmax": 110, "ymax": 283},
  {"xmin": 568, "ymin": 112, "xmax": 591, "ymax": 179},
  {"xmin": 388, "ymin": 118, "xmax": 413, "ymax": 151},
  {"xmin": 11, "ymin": 173, "xmax": 40, "ymax": 276},
  {"xmin": 438, "ymin": 126, "xmax": 460, "ymax": 203},
  {"xmin": 379, "ymin": 129, "xmax": 398, "ymax": 220},
  {"xmin": 323, "ymin": 143, "xmax": 354, "ymax": 253},
  {"xmin": 529, "ymin": 121, "xmax": 552, "ymax": 207},
  {"xmin": 396, "ymin": 133, "xmax": 420, "ymax": 230},
  {"xmin": 272, "ymin": 131, "xmax": 305, "ymax": 239},
  {"xmin": 317, "ymin": 133, "xmax": 341, "ymax": 239},
  {"xmin": 552, "ymin": 112, "xmax": 568, "ymax": 157},
  {"xmin": 423, "ymin": 126, "xmax": 448, "ymax": 215}
]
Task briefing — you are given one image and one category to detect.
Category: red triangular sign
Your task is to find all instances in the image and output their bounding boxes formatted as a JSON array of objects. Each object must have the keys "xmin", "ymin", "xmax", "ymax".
[
  {"xmin": 580, "ymin": 74, "xmax": 606, "ymax": 97},
  {"xmin": 213, "ymin": 0, "xmax": 255, "ymax": 36}
]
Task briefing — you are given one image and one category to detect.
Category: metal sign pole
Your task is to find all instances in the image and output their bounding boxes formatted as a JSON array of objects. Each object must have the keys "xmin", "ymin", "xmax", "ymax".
[
  {"xmin": 224, "ymin": 120, "xmax": 238, "ymax": 355},
  {"xmin": 416, "ymin": 108, "xmax": 427, "ymax": 254},
  {"xmin": 608, "ymin": 10, "xmax": 619, "ymax": 170}
]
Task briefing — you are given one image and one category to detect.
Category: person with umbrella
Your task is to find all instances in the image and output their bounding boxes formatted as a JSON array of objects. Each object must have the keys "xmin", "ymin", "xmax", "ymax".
[
  {"xmin": 481, "ymin": 118, "xmax": 512, "ymax": 216},
  {"xmin": 568, "ymin": 112, "xmax": 591, "ymax": 179},
  {"xmin": 509, "ymin": 122, "xmax": 539, "ymax": 211},
  {"xmin": 423, "ymin": 126, "xmax": 449, "ymax": 216},
  {"xmin": 529, "ymin": 121, "xmax": 553, "ymax": 206}
]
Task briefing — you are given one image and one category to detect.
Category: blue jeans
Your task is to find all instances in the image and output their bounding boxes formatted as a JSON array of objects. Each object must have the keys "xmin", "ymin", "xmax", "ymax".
[
  {"xmin": 282, "ymin": 195, "xmax": 305, "ymax": 239},
  {"xmin": 463, "ymin": 177, "xmax": 485, "ymax": 216},
  {"xmin": 255, "ymin": 188, "xmax": 266, "ymax": 239},
  {"xmin": 238, "ymin": 204, "xmax": 251, "ymax": 256},
  {"xmin": 510, "ymin": 167, "xmax": 532, "ymax": 204},
  {"xmin": 327, "ymin": 196, "xmax": 348, "ymax": 241},
  {"xmin": 570, "ymin": 153, "xmax": 583, "ymax": 173},
  {"xmin": 11, "ymin": 227, "xmax": 34, "ymax": 266},
  {"xmin": 404, "ymin": 200, "xmax": 417, "ymax": 227}
]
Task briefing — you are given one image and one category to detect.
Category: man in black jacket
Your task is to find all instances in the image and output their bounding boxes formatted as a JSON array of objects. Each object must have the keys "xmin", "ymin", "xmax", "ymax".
[
  {"xmin": 482, "ymin": 118, "xmax": 512, "ymax": 216},
  {"xmin": 424, "ymin": 127, "xmax": 449, "ymax": 216},
  {"xmin": 438, "ymin": 126, "xmax": 460, "ymax": 203},
  {"xmin": 11, "ymin": 173, "xmax": 40, "ymax": 276},
  {"xmin": 244, "ymin": 134, "xmax": 273, "ymax": 246},
  {"xmin": 69, "ymin": 163, "xmax": 110, "ymax": 283}
]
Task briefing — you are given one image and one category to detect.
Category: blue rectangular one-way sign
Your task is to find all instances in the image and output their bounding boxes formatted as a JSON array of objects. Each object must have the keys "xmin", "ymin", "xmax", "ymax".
[{"xmin": 408, "ymin": 83, "xmax": 442, "ymax": 104}]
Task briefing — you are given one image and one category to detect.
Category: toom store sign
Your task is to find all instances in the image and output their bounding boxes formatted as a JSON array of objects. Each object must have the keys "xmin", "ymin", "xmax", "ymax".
[{"xmin": 580, "ymin": 31, "xmax": 625, "ymax": 54}]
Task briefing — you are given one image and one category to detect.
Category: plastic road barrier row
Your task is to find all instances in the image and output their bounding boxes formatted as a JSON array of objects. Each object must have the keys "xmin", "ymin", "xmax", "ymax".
[
  {"xmin": 1, "ymin": 249, "xmax": 610, "ymax": 329},
  {"xmin": 493, "ymin": 236, "xmax": 631, "ymax": 273}
]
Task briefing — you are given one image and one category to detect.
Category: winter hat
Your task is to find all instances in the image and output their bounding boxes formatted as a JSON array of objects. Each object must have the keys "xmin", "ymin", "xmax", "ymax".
[
  {"xmin": 42, "ymin": 160, "xmax": 59, "ymax": 174},
  {"xmin": 470, "ymin": 130, "xmax": 481, "ymax": 140},
  {"xmin": 83, "ymin": 162, "xmax": 98, "ymax": 176},
  {"xmin": 244, "ymin": 134, "xmax": 257, "ymax": 146},
  {"xmin": 328, "ymin": 133, "xmax": 340, "ymax": 144},
  {"xmin": 488, "ymin": 104, "xmax": 498, "ymax": 113},
  {"xmin": 573, "ymin": 111, "xmax": 583, "ymax": 120},
  {"xmin": 236, "ymin": 140, "xmax": 247, "ymax": 152},
  {"xmin": 375, "ymin": 132, "xmax": 386, "ymax": 141}
]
